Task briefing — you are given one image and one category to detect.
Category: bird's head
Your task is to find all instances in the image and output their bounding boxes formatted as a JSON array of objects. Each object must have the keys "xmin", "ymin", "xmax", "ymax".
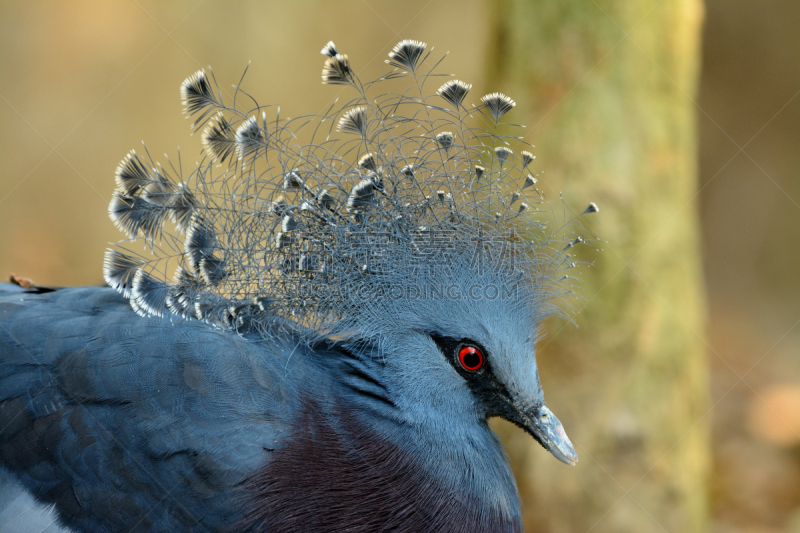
[{"xmin": 344, "ymin": 252, "xmax": 578, "ymax": 466}]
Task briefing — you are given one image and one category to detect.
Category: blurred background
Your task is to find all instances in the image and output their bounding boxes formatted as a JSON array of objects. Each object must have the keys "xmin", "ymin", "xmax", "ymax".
[{"xmin": 0, "ymin": 1, "xmax": 797, "ymax": 532}]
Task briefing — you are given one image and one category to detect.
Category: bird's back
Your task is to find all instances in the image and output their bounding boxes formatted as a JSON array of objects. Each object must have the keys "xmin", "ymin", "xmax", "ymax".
[{"xmin": 0, "ymin": 283, "xmax": 300, "ymax": 531}]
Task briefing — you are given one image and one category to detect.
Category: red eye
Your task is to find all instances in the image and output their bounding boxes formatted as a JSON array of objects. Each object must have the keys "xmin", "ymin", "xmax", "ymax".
[{"xmin": 458, "ymin": 346, "xmax": 484, "ymax": 371}]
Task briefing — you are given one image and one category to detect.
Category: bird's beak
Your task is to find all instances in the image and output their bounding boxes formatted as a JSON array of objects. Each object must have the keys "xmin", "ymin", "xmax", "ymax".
[{"xmin": 519, "ymin": 405, "xmax": 578, "ymax": 465}]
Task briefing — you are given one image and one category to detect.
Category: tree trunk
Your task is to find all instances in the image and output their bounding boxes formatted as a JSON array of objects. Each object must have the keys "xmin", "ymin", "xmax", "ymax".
[{"xmin": 487, "ymin": 1, "xmax": 710, "ymax": 532}]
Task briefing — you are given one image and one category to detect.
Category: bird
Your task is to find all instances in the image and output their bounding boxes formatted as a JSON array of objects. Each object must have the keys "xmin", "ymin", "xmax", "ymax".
[{"xmin": 0, "ymin": 39, "xmax": 597, "ymax": 532}]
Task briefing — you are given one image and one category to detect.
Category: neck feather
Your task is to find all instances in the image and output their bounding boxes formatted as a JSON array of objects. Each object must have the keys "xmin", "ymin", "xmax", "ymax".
[{"xmin": 237, "ymin": 393, "xmax": 521, "ymax": 533}]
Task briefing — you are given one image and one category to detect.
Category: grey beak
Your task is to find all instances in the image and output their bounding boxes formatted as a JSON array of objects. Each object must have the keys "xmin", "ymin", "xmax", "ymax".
[{"xmin": 522, "ymin": 405, "xmax": 578, "ymax": 465}]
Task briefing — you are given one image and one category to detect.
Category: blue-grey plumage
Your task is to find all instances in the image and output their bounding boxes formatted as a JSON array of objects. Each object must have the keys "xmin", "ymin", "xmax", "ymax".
[
  {"xmin": 0, "ymin": 281, "xmax": 573, "ymax": 531},
  {"xmin": 0, "ymin": 39, "xmax": 593, "ymax": 532}
]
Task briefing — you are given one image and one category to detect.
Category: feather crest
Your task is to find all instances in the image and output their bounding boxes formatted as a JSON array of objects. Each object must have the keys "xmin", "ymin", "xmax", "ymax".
[
  {"xmin": 386, "ymin": 40, "xmax": 428, "ymax": 73},
  {"xmin": 104, "ymin": 40, "xmax": 598, "ymax": 339},
  {"xmin": 103, "ymin": 249, "xmax": 145, "ymax": 297}
]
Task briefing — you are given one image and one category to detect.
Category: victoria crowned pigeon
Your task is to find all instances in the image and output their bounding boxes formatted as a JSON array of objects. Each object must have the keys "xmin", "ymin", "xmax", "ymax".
[{"xmin": 0, "ymin": 40, "xmax": 598, "ymax": 532}]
